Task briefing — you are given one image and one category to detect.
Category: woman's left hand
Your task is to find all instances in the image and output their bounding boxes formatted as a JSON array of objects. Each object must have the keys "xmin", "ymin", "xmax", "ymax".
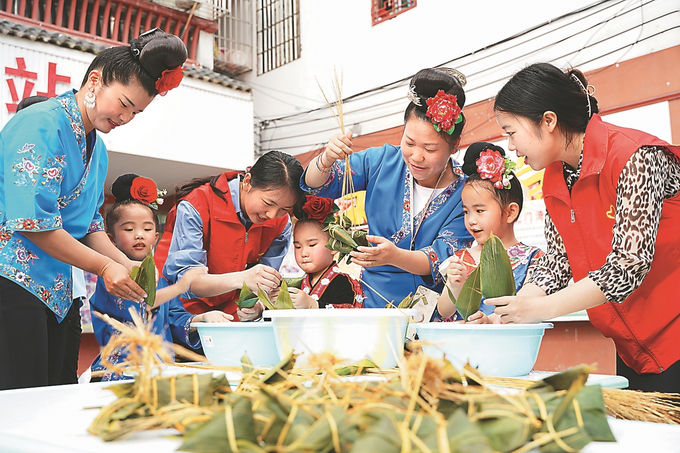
[
  {"xmin": 351, "ymin": 235, "xmax": 397, "ymax": 268},
  {"xmin": 485, "ymin": 296, "xmax": 548, "ymax": 324},
  {"xmin": 237, "ymin": 301, "xmax": 264, "ymax": 322}
]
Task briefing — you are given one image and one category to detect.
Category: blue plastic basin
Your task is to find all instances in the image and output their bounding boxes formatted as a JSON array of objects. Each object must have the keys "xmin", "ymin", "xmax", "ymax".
[
  {"xmin": 190, "ymin": 322, "xmax": 280, "ymax": 367},
  {"xmin": 416, "ymin": 323, "xmax": 553, "ymax": 377}
]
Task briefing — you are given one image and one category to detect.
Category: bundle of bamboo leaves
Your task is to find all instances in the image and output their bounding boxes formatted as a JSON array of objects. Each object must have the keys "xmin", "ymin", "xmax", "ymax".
[
  {"xmin": 130, "ymin": 252, "xmax": 157, "ymax": 306},
  {"xmin": 447, "ymin": 233, "xmax": 515, "ymax": 320},
  {"xmin": 90, "ymin": 313, "xmax": 617, "ymax": 452}
]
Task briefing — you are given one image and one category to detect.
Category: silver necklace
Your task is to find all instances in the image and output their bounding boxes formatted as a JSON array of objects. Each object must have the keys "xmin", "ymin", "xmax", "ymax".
[{"xmin": 409, "ymin": 161, "xmax": 449, "ymax": 251}]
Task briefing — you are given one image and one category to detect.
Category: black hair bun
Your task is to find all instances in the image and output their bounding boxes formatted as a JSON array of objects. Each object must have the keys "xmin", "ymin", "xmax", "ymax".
[
  {"xmin": 111, "ymin": 173, "xmax": 140, "ymax": 203},
  {"xmin": 462, "ymin": 142, "xmax": 506, "ymax": 176},
  {"xmin": 410, "ymin": 68, "xmax": 466, "ymax": 110},
  {"xmin": 134, "ymin": 30, "xmax": 188, "ymax": 79}
]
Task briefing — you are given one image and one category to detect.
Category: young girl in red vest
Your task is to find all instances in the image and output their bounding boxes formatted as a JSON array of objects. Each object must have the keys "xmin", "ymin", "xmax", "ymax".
[
  {"xmin": 437, "ymin": 142, "xmax": 543, "ymax": 322},
  {"xmin": 489, "ymin": 63, "xmax": 680, "ymax": 393},
  {"xmin": 155, "ymin": 151, "xmax": 307, "ymax": 322},
  {"xmin": 272, "ymin": 196, "xmax": 363, "ymax": 309},
  {"xmin": 90, "ymin": 174, "xmax": 231, "ymax": 381}
]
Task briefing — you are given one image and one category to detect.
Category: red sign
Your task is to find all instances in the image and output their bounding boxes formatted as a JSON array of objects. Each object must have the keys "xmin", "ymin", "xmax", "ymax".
[{"xmin": 4, "ymin": 57, "xmax": 71, "ymax": 113}]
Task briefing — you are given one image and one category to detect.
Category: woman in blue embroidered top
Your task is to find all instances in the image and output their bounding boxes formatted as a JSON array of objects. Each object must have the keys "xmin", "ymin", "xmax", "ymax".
[
  {"xmin": 302, "ymin": 68, "xmax": 474, "ymax": 308},
  {"xmin": 0, "ymin": 29, "xmax": 187, "ymax": 390}
]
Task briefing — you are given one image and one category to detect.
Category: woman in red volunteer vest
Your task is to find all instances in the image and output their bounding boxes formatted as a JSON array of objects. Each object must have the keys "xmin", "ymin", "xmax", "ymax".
[
  {"xmin": 156, "ymin": 151, "xmax": 306, "ymax": 321},
  {"xmin": 488, "ymin": 63, "xmax": 680, "ymax": 393}
]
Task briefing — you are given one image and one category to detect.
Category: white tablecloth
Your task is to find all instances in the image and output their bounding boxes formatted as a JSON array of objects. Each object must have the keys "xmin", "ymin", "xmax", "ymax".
[{"xmin": 0, "ymin": 381, "xmax": 678, "ymax": 452}]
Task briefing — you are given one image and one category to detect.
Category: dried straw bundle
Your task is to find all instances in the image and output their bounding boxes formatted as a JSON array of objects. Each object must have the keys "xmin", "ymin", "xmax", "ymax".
[{"xmin": 485, "ymin": 375, "xmax": 680, "ymax": 425}]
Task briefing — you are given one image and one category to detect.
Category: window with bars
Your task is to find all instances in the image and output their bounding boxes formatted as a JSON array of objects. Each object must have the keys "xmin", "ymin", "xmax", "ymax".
[
  {"xmin": 372, "ymin": 0, "xmax": 416, "ymax": 25},
  {"xmin": 256, "ymin": 0, "xmax": 300, "ymax": 75}
]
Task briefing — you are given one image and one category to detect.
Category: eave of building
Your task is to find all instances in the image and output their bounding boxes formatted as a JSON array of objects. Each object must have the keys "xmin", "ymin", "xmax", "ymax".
[{"xmin": 0, "ymin": 16, "xmax": 250, "ymax": 93}]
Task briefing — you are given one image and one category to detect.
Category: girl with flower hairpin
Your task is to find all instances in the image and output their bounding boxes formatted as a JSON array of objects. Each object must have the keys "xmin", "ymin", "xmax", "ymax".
[
  {"xmin": 303, "ymin": 68, "xmax": 473, "ymax": 308},
  {"xmin": 271, "ymin": 196, "xmax": 364, "ymax": 309},
  {"xmin": 0, "ymin": 29, "xmax": 187, "ymax": 390},
  {"xmin": 436, "ymin": 143, "xmax": 544, "ymax": 323},
  {"xmin": 90, "ymin": 174, "xmax": 232, "ymax": 381}
]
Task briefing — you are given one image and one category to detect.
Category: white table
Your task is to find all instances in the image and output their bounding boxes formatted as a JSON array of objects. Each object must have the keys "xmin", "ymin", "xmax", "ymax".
[{"xmin": 1, "ymin": 381, "xmax": 679, "ymax": 453}]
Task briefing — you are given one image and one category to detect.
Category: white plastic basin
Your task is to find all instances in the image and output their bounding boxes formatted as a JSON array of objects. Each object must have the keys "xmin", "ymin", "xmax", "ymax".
[
  {"xmin": 191, "ymin": 322, "xmax": 280, "ymax": 367},
  {"xmin": 415, "ymin": 323, "xmax": 553, "ymax": 377},
  {"xmin": 264, "ymin": 309, "xmax": 416, "ymax": 368}
]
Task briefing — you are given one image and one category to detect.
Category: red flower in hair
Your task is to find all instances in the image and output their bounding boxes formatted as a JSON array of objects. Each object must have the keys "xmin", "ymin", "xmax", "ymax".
[
  {"xmin": 477, "ymin": 149, "xmax": 513, "ymax": 189},
  {"xmin": 155, "ymin": 66, "xmax": 184, "ymax": 96},
  {"xmin": 130, "ymin": 177, "xmax": 158, "ymax": 204},
  {"xmin": 302, "ymin": 196, "xmax": 335, "ymax": 222},
  {"xmin": 426, "ymin": 90, "xmax": 462, "ymax": 135}
]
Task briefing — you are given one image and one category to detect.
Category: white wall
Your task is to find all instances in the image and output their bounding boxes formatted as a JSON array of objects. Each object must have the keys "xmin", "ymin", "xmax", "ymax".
[
  {"xmin": 1, "ymin": 35, "xmax": 255, "ymax": 188},
  {"xmin": 238, "ymin": 0, "xmax": 680, "ymax": 156}
]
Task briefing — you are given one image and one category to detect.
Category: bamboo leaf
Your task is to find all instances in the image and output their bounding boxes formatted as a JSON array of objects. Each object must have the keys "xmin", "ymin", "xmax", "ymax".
[
  {"xmin": 274, "ymin": 279, "xmax": 295, "ymax": 309},
  {"xmin": 260, "ymin": 351, "xmax": 297, "ymax": 384},
  {"xmin": 236, "ymin": 282, "xmax": 258, "ymax": 309},
  {"xmin": 130, "ymin": 252, "xmax": 157, "ymax": 306},
  {"xmin": 241, "ymin": 353, "xmax": 254, "ymax": 375},
  {"xmin": 454, "ymin": 267, "xmax": 483, "ymax": 320},
  {"xmin": 179, "ymin": 396, "xmax": 261, "ymax": 453},
  {"xmin": 257, "ymin": 287, "xmax": 275, "ymax": 310},
  {"xmin": 283, "ymin": 277, "xmax": 303, "ymax": 289},
  {"xmin": 334, "ymin": 359, "xmax": 378, "ymax": 376},
  {"xmin": 480, "ymin": 233, "xmax": 515, "ymax": 299}
]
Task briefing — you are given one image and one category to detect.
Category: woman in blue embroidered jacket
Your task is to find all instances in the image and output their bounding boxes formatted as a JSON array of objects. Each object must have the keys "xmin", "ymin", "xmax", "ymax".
[
  {"xmin": 0, "ymin": 29, "xmax": 187, "ymax": 390},
  {"xmin": 90, "ymin": 174, "xmax": 231, "ymax": 381},
  {"xmin": 302, "ymin": 68, "xmax": 474, "ymax": 308}
]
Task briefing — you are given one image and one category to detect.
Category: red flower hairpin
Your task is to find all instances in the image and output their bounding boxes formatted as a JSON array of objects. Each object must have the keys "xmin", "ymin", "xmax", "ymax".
[
  {"xmin": 302, "ymin": 195, "xmax": 336, "ymax": 223},
  {"xmin": 426, "ymin": 90, "xmax": 463, "ymax": 135},
  {"xmin": 476, "ymin": 149, "xmax": 516, "ymax": 189},
  {"xmin": 130, "ymin": 176, "xmax": 166, "ymax": 209},
  {"xmin": 155, "ymin": 66, "xmax": 185, "ymax": 96}
]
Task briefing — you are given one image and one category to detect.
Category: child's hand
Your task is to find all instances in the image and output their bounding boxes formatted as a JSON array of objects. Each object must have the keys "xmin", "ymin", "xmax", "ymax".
[
  {"xmin": 289, "ymin": 287, "xmax": 318, "ymax": 309},
  {"xmin": 238, "ymin": 301, "xmax": 264, "ymax": 322},
  {"xmin": 445, "ymin": 256, "xmax": 466, "ymax": 293},
  {"xmin": 178, "ymin": 266, "xmax": 208, "ymax": 293},
  {"xmin": 268, "ymin": 286, "xmax": 281, "ymax": 301},
  {"xmin": 465, "ymin": 311, "xmax": 490, "ymax": 324},
  {"xmin": 243, "ymin": 264, "xmax": 281, "ymax": 293},
  {"xmin": 194, "ymin": 311, "xmax": 233, "ymax": 323}
]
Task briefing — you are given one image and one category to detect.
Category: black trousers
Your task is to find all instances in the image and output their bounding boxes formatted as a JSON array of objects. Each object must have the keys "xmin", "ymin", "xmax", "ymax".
[
  {"xmin": 617, "ymin": 354, "xmax": 680, "ymax": 393},
  {"xmin": 0, "ymin": 277, "xmax": 81, "ymax": 390}
]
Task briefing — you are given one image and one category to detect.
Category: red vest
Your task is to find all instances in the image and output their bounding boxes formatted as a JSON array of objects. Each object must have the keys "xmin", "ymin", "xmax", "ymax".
[
  {"xmin": 543, "ymin": 114, "xmax": 680, "ymax": 374},
  {"xmin": 155, "ymin": 172, "xmax": 288, "ymax": 317}
]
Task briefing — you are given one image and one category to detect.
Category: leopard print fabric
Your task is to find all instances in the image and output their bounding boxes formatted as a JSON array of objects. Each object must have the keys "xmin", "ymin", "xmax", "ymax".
[{"xmin": 528, "ymin": 146, "xmax": 680, "ymax": 302}]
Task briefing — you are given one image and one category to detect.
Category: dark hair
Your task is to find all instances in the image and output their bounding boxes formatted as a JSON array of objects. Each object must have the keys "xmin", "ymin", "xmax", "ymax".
[
  {"xmin": 494, "ymin": 63, "xmax": 599, "ymax": 144},
  {"xmin": 404, "ymin": 68, "xmax": 467, "ymax": 147},
  {"xmin": 106, "ymin": 173, "xmax": 160, "ymax": 233},
  {"xmin": 175, "ymin": 150, "xmax": 307, "ymax": 213},
  {"xmin": 462, "ymin": 142, "xmax": 524, "ymax": 216},
  {"xmin": 16, "ymin": 95, "xmax": 49, "ymax": 112},
  {"xmin": 80, "ymin": 29, "xmax": 187, "ymax": 96}
]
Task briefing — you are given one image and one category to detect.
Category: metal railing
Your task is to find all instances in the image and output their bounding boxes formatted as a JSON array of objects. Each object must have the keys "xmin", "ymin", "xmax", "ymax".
[
  {"xmin": 214, "ymin": 0, "xmax": 252, "ymax": 75},
  {"xmin": 1, "ymin": 0, "xmax": 218, "ymax": 61}
]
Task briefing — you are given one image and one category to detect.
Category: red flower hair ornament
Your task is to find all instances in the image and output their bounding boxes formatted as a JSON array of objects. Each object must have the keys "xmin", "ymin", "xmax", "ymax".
[
  {"xmin": 130, "ymin": 176, "xmax": 167, "ymax": 209},
  {"xmin": 302, "ymin": 195, "xmax": 336, "ymax": 223},
  {"xmin": 425, "ymin": 90, "xmax": 463, "ymax": 135},
  {"xmin": 476, "ymin": 149, "xmax": 517, "ymax": 189},
  {"xmin": 155, "ymin": 66, "xmax": 185, "ymax": 96}
]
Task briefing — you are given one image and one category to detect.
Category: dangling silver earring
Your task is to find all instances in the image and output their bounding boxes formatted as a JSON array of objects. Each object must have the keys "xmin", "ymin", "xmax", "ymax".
[{"xmin": 84, "ymin": 88, "xmax": 96, "ymax": 109}]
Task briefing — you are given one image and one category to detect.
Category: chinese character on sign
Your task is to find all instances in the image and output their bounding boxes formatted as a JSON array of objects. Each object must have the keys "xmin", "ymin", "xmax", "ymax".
[{"xmin": 5, "ymin": 58, "xmax": 71, "ymax": 113}]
